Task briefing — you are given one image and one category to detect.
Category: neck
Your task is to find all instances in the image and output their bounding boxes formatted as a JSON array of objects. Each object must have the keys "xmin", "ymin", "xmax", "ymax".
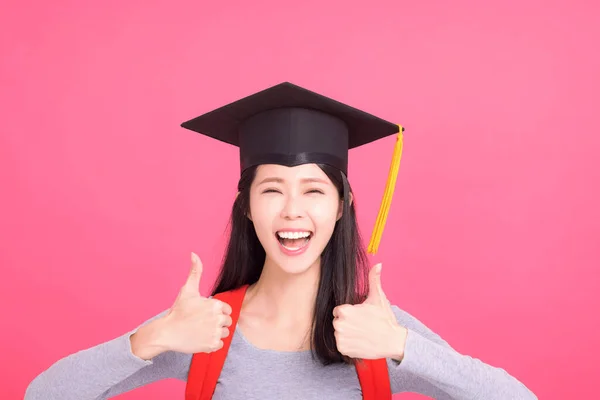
[{"xmin": 245, "ymin": 257, "xmax": 320, "ymax": 327}]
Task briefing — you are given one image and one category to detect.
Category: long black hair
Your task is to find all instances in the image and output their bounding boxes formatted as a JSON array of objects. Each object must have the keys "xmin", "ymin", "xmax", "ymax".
[{"xmin": 210, "ymin": 163, "xmax": 371, "ymax": 366}]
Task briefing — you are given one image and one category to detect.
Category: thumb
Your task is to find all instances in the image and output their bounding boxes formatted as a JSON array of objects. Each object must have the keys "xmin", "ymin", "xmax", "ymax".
[
  {"xmin": 183, "ymin": 252, "xmax": 203, "ymax": 294},
  {"xmin": 366, "ymin": 263, "xmax": 386, "ymax": 306}
]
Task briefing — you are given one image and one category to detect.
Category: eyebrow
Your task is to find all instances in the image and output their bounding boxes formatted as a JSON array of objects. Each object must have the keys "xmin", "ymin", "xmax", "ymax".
[{"xmin": 258, "ymin": 177, "xmax": 329, "ymax": 185}]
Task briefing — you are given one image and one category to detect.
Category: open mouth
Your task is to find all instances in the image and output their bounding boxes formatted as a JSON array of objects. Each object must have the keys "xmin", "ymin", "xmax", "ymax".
[{"xmin": 276, "ymin": 230, "xmax": 313, "ymax": 252}]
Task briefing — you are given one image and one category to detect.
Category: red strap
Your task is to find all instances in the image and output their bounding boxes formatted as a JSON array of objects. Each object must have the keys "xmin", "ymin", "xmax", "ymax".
[
  {"xmin": 185, "ymin": 285, "xmax": 248, "ymax": 400},
  {"xmin": 185, "ymin": 285, "xmax": 392, "ymax": 399},
  {"xmin": 356, "ymin": 358, "xmax": 393, "ymax": 400}
]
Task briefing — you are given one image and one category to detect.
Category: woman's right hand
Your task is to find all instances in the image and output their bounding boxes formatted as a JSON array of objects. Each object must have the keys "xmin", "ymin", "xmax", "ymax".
[{"xmin": 130, "ymin": 252, "xmax": 233, "ymax": 360}]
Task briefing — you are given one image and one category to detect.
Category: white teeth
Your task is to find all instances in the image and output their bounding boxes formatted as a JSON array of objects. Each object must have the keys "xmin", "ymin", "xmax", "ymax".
[{"xmin": 277, "ymin": 231, "xmax": 311, "ymax": 239}]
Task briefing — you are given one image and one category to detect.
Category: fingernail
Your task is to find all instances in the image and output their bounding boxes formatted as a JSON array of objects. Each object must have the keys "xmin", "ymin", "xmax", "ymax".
[{"xmin": 191, "ymin": 252, "xmax": 197, "ymax": 262}]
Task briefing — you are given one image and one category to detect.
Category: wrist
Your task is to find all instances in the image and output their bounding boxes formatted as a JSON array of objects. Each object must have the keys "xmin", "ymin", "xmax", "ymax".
[
  {"xmin": 130, "ymin": 316, "xmax": 170, "ymax": 361},
  {"xmin": 389, "ymin": 325, "xmax": 408, "ymax": 362}
]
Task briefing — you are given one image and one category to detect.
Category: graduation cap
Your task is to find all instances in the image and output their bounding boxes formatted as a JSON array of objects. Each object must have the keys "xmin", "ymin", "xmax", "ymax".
[{"xmin": 180, "ymin": 82, "xmax": 404, "ymax": 254}]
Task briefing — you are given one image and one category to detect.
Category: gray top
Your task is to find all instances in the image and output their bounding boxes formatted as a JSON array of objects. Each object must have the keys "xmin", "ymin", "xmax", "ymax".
[{"xmin": 24, "ymin": 305, "xmax": 537, "ymax": 399}]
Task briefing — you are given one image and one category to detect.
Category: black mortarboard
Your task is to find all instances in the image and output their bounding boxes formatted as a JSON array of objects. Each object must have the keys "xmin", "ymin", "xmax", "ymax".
[{"xmin": 180, "ymin": 81, "xmax": 405, "ymax": 254}]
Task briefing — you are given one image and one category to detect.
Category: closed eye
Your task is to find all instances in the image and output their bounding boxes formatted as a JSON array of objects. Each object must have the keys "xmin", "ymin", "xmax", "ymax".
[
  {"xmin": 262, "ymin": 188, "xmax": 281, "ymax": 194},
  {"xmin": 261, "ymin": 188, "xmax": 324, "ymax": 194}
]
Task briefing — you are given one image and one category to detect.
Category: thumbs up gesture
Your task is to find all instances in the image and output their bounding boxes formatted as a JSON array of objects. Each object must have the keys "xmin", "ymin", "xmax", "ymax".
[
  {"xmin": 332, "ymin": 264, "xmax": 408, "ymax": 361},
  {"xmin": 158, "ymin": 252, "xmax": 233, "ymax": 354},
  {"xmin": 131, "ymin": 253, "xmax": 232, "ymax": 359}
]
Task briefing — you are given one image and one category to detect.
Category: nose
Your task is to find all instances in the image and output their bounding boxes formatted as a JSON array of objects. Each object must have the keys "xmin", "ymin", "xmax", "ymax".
[{"xmin": 280, "ymin": 194, "xmax": 304, "ymax": 220}]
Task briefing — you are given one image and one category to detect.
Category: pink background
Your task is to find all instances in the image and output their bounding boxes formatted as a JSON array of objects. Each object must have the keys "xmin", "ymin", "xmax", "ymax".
[{"xmin": 2, "ymin": 1, "xmax": 598, "ymax": 399}]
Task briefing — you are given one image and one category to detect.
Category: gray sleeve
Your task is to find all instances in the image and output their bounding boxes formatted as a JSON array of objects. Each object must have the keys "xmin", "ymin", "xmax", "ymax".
[
  {"xmin": 387, "ymin": 305, "xmax": 538, "ymax": 399},
  {"xmin": 24, "ymin": 310, "xmax": 192, "ymax": 400}
]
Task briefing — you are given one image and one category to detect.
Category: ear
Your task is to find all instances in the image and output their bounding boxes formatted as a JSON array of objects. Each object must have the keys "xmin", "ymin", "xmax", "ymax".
[
  {"xmin": 236, "ymin": 191, "xmax": 253, "ymax": 221},
  {"xmin": 337, "ymin": 192, "xmax": 353, "ymax": 220}
]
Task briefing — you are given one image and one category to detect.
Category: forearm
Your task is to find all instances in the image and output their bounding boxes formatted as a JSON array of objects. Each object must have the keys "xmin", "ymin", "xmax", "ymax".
[
  {"xmin": 24, "ymin": 330, "xmax": 153, "ymax": 400},
  {"xmin": 24, "ymin": 310, "xmax": 175, "ymax": 400},
  {"xmin": 396, "ymin": 329, "xmax": 538, "ymax": 400}
]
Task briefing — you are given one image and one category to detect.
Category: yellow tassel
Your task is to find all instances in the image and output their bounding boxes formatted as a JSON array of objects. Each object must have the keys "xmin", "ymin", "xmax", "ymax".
[{"xmin": 367, "ymin": 125, "xmax": 404, "ymax": 255}]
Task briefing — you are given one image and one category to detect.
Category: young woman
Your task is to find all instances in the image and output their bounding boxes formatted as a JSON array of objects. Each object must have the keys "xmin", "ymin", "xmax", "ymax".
[{"xmin": 25, "ymin": 82, "xmax": 537, "ymax": 399}]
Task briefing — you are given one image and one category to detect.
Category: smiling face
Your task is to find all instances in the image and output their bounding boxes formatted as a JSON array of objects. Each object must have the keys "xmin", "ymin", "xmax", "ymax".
[{"xmin": 248, "ymin": 163, "xmax": 343, "ymax": 275}]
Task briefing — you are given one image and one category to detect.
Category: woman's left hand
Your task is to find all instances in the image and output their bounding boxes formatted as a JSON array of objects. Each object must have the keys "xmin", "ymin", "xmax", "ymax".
[{"xmin": 333, "ymin": 263, "xmax": 408, "ymax": 361}]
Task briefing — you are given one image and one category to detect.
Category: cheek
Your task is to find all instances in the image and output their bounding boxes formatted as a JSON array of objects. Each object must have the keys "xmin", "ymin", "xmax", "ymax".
[
  {"xmin": 249, "ymin": 195, "xmax": 279, "ymax": 236},
  {"xmin": 309, "ymin": 199, "xmax": 340, "ymax": 231}
]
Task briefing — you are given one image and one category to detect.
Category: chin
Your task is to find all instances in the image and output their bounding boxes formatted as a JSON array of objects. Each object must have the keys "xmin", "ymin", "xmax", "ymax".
[{"xmin": 273, "ymin": 255, "xmax": 321, "ymax": 275}]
